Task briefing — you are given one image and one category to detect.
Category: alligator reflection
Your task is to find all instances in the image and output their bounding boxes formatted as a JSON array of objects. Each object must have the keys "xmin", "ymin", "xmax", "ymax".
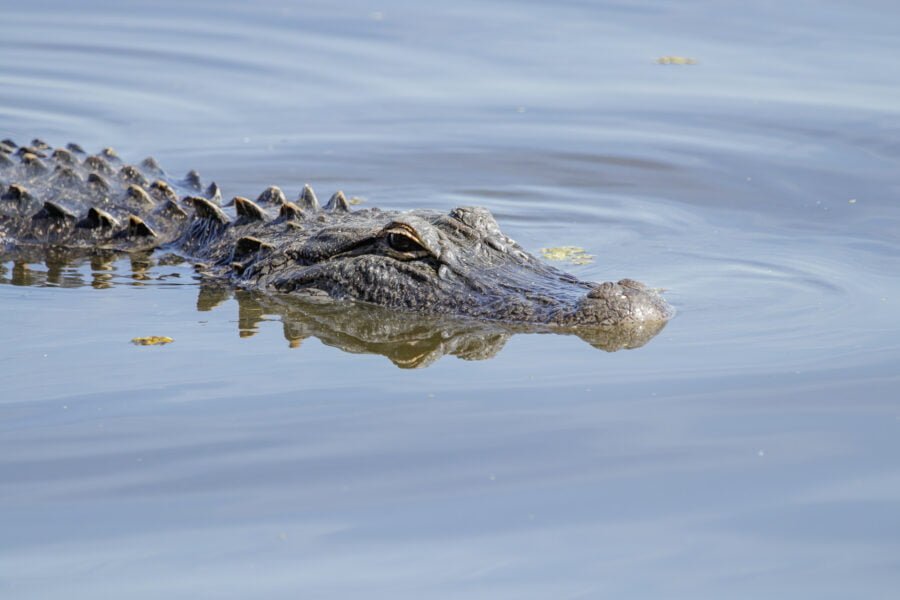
[
  {"xmin": 1, "ymin": 251, "xmax": 157, "ymax": 288},
  {"xmin": 205, "ymin": 288, "xmax": 666, "ymax": 368},
  {"xmin": 1, "ymin": 255, "xmax": 667, "ymax": 368}
]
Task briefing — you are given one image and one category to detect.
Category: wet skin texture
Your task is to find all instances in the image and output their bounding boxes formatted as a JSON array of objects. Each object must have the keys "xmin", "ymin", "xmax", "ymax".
[{"xmin": 0, "ymin": 138, "xmax": 673, "ymax": 330}]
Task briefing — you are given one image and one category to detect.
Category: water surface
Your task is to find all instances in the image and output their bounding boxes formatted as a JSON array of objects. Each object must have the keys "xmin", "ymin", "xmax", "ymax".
[{"xmin": 2, "ymin": 1, "xmax": 899, "ymax": 598}]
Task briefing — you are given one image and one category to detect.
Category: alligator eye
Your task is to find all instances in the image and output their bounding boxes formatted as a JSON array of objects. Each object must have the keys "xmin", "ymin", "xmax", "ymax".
[{"xmin": 387, "ymin": 232, "xmax": 424, "ymax": 253}]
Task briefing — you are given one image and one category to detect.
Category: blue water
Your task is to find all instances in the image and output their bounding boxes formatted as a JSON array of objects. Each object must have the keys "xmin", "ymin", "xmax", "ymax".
[{"xmin": 1, "ymin": 0, "xmax": 899, "ymax": 597}]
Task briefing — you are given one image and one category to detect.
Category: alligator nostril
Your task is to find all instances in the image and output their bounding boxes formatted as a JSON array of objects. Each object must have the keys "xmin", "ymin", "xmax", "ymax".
[{"xmin": 617, "ymin": 278, "xmax": 647, "ymax": 290}]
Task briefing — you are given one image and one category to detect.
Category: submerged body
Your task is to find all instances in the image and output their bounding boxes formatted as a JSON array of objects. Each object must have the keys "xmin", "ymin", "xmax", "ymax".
[{"xmin": 0, "ymin": 138, "xmax": 673, "ymax": 330}]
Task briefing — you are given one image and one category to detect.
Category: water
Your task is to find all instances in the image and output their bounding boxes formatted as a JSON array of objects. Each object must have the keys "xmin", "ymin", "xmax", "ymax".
[{"xmin": 2, "ymin": 0, "xmax": 899, "ymax": 597}]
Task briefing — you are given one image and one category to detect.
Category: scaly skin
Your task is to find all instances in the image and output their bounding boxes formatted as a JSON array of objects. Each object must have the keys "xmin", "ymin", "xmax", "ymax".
[{"xmin": 0, "ymin": 137, "xmax": 673, "ymax": 329}]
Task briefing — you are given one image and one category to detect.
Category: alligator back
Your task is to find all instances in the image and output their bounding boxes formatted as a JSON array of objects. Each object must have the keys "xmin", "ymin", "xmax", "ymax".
[{"xmin": 1, "ymin": 138, "xmax": 220, "ymax": 254}]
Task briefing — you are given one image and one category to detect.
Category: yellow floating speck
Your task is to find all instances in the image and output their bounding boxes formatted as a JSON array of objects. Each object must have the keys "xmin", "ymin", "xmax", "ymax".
[
  {"xmin": 540, "ymin": 246, "xmax": 595, "ymax": 265},
  {"xmin": 131, "ymin": 336, "xmax": 174, "ymax": 346}
]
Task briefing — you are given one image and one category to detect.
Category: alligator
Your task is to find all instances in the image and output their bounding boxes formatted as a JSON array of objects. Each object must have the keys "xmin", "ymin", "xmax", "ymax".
[{"xmin": 0, "ymin": 137, "xmax": 673, "ymax": 341}]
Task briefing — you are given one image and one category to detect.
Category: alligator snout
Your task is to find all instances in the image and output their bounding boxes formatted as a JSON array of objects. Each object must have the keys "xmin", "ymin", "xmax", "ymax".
[{"xmin": 564, "ymin": 278, "xmax": 673, "ymax": 327}]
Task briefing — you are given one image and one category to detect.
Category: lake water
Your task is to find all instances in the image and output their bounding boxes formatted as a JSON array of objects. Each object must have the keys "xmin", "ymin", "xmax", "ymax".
[{"xmin": 2, "ymin": 0, "xmax": 899, "ymax": 597}]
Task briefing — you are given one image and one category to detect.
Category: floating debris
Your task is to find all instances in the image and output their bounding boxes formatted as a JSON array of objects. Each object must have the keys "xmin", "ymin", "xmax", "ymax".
[
  {"xmin": 656, "ymin": 56, "xmax": 697, "ymax": 65},
  {"xmin": 131, "ymin": 336, "xmax": 174, "ymax": 346},
  {"xmin": 540, "ymin": 246, "xmax": 594, "ymax": 265}
]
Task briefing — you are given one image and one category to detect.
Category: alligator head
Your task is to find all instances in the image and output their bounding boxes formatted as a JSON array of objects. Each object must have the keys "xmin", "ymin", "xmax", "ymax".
[{"xmin": 222, "ymin": 202, "xmax": 673, "ymax": 329}]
